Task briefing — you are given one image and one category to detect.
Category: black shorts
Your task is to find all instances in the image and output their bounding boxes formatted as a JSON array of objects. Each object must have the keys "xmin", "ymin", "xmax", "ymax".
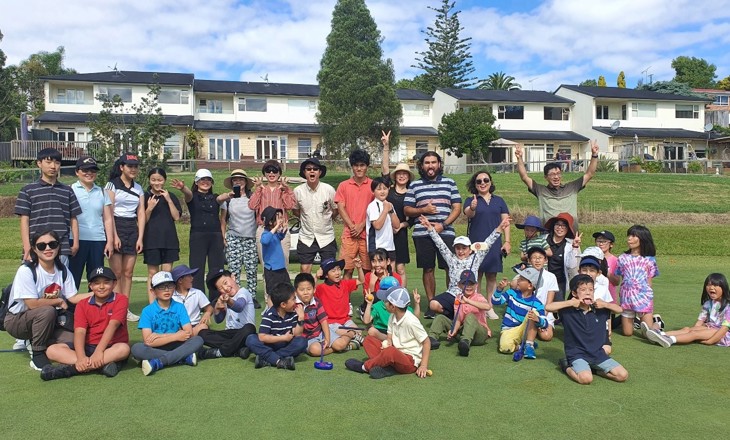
[
  {"xmin": 393, "ymin": 228, "xmax": 410, "ymax": 264},
  {"xmin": 143, "ymin": 248, "xmax": 180, "ymax": 266},
  {"xmin": 296, "ymin": 239, "xmax": 337, "ymax": 265},
  {"xmin": 264, "ymin": 268, "xmax": 291, "ymax": 294},
  {"xmin": 413, "ymin": 235, "xmax": 454, "ymax": 270},
  {"xmin": 432, "ymin": 292, "xmax": 456, "ymax": 319},
  {"xmin": 114, "ymin": 217, "xmax": 139, "ymax": 256}
]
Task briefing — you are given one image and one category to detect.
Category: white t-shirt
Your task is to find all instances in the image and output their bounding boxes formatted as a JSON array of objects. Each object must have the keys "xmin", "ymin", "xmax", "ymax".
[
  {"xmin": 172, "ymin": 288, "xmax": 210, "ymax": 326},
  {"xmin": 594, "ymin": 275, "xmax": 613, "ymax": 303},
  {"xmin": 9, "ymin": 263, "xmax": 78, "ymax": 314},
  {"xmin": 534, "ymin": 269, "xmax": 559, "ymax": 327},
  {"xmin": 366, "ymin": 199, "xmax": 395, "ymax": 251}
]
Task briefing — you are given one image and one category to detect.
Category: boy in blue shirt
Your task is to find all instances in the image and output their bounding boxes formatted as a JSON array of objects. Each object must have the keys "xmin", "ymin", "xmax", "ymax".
[
  {"xmin": 245, "ymin": 282, "xmax": 307, "ymax": 370},
  {"xmin": 260, "ymin": 206, "xmax": 290, "ymax": 308},
  {"xmin": 131, "ymin": 271, "xmax": 204, "ymax": 376}
]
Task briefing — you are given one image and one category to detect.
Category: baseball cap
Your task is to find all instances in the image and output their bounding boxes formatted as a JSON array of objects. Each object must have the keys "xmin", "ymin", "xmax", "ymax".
[
  {"xmin": 261, "ymin": 206, "xmax": 283, "ymax": 226},
  {"xmin": 151, "ymin": 271, "xmax": 175, "ymax": 288},
  {"xmin": 579, "ymin": 256, "xmax": 601, "ymax": 269},
  {"xmin": 76, "ymin": 156, "xmax": 99, "ymax": 171},
  {"xmin": 454, "ymin": 236, "xmax": 472, "ymax": 247},
  {"xmin": 170, "ymin": 264, "xmax": 199, "ymax": 283},
  {"xmin": 379, "ymin": 276, "xmax": 400, "ymax": 291},
  {"xmin": 580, "ymin": 246, "xmax": 605, "ymax": 261},
  {"xmin": 119, "ymin": 153, "xmax": 139, "ymax": 165},
  {"xmin": 592, "ymin": 230, "xmax": 616, "ymax": 242},
  {"xmin": 87, "ymin": 266, "xmax": 116, "ymax": 282},
  {"xmin": 514, "ymin": 267, "xmax": 543, "ymax": 289},
  {"xmin": 385, "ymin": 286, "xmax": 410, "ymax": 308},
  {"xmin": 194, "ymin": 168, "xmax": 213, "ymax": 182},
  {"xmin": 459, "ymin": 269, "xmax": 477, "ymax": 285}
]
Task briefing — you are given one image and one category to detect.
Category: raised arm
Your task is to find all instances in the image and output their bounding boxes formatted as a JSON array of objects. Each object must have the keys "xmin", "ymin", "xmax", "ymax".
[
  {"xmin": 514, "ymin": 144, "xmax": 534, "ymax": 189},
  {"xmin": 582, "ymin": 139, "xmax": 600, "ymax": 186},
  {"xmin": 170, "ymin": 179, "xmax": 193, "ymax": 203},
  {"xmin": 381, "ymin": 130, "xmax": 391, "ymax": 175}
]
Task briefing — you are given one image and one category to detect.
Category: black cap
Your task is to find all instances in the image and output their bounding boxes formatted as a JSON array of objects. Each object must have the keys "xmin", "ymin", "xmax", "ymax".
[
  {"xmin": 459, "ymin": 269, "xmax": 477, "ymax": 285},
  {"xmin": 76, "ymin": 156, "xmax": 99, "ymax": 171},
  {"xmin": 119, "ymin": 153, "xmax": 139, "ymax": 165},
  {"xmin": 206, "ymin": 268, "xmax": 231, "ymax": 293},
  {"xmin": 592, "ymin": 230, "xmax": 616, "ymax": 242},
  {"xmin": 87, "ymin": 266, "xmax": 117, "ymax": 282},
  {"xmin": 261, "ymin": 206, "xmax": 283, "ymax": 226}
]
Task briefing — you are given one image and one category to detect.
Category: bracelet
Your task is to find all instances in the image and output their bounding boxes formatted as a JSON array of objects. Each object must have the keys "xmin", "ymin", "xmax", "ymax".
[{"xmin": 592, "ymin": 154, "xmax": 599, "ymax": 158}]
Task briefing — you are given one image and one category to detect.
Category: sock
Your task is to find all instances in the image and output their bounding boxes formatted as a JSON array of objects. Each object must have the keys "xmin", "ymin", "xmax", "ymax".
[
  {"xmin": 361, "ymin": 364, "xmax": 367, "ymax": 372},
  {"xmin": 213, "ymin": 349, "xmax": 222, "ymax": 358},
  {"xmin": 526, "ymin": 341, "xmax": 534, "ymax": 346},
  {"xmin": 32, "ymin": 351, "xmax": 50, "ymax": 367},
  {"xmin": 669, "ymin": 336, "xmax": 677, "ymax": 344}
]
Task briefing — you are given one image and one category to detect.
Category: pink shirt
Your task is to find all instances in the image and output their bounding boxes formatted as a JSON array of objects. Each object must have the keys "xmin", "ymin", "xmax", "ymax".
[
  {"xmin": 248, "ymin": 183, "xmax": 296, "ymax": 225},
  {"xmin": 605, "ymin": 253, "xmax": 618, "ymax": 302},
  {"xmin": 334, "ymin": 177, "xmax": 374, "ymax": 238},
  {"xmin": 457, "ymin": 293, "xmax": 489, "ymax": 330}
]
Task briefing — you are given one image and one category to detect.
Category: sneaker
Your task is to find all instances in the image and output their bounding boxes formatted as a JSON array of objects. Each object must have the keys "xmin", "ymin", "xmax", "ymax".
[
  {"xmin": 646, "ymin": 329, "xmax": 673, "ymax": 348},
  {"xmin": 127, "ymin": 310, "xmax": 140, "ymax": 322},
  {"xmin": 348, "ymin": 303, "xmax": 353, "ymax": 317},
  {"xmin": 13, "ymin": 339, "xmax": 26, "ymax": 350},
  {"xmin": 345, "ymin": 358, "xmax": 366, "ymax": 373},
  {"xmin": 558, "ymin": 358, "xmax": 570, "ymax": 374},
  {"xmin": 524, "ymin": 344, "xmax": 536, "ymax": 360},
  {"xmin": 180, "ymin": 353, "xmax": 197, "ymax": 367},
  {"xmin": 458, "ymin": 339, "xmax": 470, "ymax": 357},
  {"xmin": 252, "ymin": 298, "xmax": 262, "ymax": 309},
  {"xmin": 653, "ymin": 314, "xmax": 665, "ymax": 331},
  {"xmin": 348, "ymin": 340, "xmax": 361, "ymax": 351},
  {"xmin": 369, "ymin": 365, "xmax": 397, "ymax": 379},
  {"xmin": 142, "ymin": 358, "xmax": 163, "ymax": 376},
  {"xmin": 276, "ymin": 356, "xmax": 296, "ymax": 370},
  {"xmin": 486, "ymin": 309, "xmax": 500, "ymax": 320},
  {"xmin": 424, "ymin": 309, "xmax": 436, "ymax": 320},
  {"xmin": 639, "ymin": 321, "xmax": 650, "ymax": 338},
  {"xmin": 101, "ymin": 362, "xmax": 120, "ymax": 378},
  {"xmin": 238, "ymin": 347, "xmax": 251, "ymax": 360},
  {"xmin": 40, "ymin": 364, "xmax": 75, "ymax": 381},
  {"xmin": 428, "ymin": 336, "xmax": 441, "ymax": 350},
  {"xmin": 633, "ymin": 316, "xmax": 641, "ymax": 330},
  {"xmin": 200, "ymin": 348, "xmax": 222, "ymax": 360},
  {"xmin": 254, "ymin": 355, "xmax": 272, "ymax": 369},
  {"xmin": 354, "ymin": 332, "xmax": 365, "ymax": 345}
]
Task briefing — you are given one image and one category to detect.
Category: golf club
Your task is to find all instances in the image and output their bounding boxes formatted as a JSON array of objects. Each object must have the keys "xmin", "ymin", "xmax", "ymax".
[
  {"xmin": 313, "ymin": 340, "xmax": 333, "ymax": 370},
  {"xmin": 513, "ymin": 268, "xmax": 543, "ymax": 362}
]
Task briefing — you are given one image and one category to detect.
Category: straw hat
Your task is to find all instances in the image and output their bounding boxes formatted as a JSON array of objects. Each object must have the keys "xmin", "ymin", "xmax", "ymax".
[
  {"xmin": 390, "ymin": 163, "xmax": 414, "ymax": 182},
  {"xmin": 223, "ymin": 169, "xmax": 254, "ymax": 190}
]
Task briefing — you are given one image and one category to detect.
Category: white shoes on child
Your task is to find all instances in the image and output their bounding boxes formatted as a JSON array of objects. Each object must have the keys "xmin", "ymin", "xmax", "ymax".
[{"xmin": 127, "ymin": 310, "xmax": 140, "ymax": 322}]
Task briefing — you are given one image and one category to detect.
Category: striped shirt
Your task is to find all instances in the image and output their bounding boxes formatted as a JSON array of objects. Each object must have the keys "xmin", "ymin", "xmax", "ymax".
[
  {"xmin": 104, "ymin": 178, "xmax": 143, "ymax": 218},
  {"xmin": 248, "ymin": 183, "xmax": 296, "ymax": 225},
  {"xmin": 15, "ymin": 180, "xmax": 82, "ymax": 256},
  {"xmin": 259, "ymin": 307, "xmax": 299, "ymax": 336},
  {"xmin": 296, "ymin": 297, "xmax": 327, "ymax": 339},
  {"xmin": 404, "ymin": 175, "xmax": 461, "ymax": 237},
  {"xmin": 492, "ymin": 288, "xmax": 548, "ymax": 330}
]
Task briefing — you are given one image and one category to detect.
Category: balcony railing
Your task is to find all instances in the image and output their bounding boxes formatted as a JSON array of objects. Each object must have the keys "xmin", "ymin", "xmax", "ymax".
[{"xmin": 10, "ymin": 140, "xmax": 100, "ymax": 161}]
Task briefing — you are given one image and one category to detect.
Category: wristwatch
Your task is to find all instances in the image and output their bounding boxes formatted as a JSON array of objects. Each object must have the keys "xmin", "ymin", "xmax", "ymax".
[
  {"xmin": 389, "ymin": 209, "xmax": 395, "ymax": 214},
  {"xmin": 296, "ymin": 320, "xmax": 304, "ymax": 326}
]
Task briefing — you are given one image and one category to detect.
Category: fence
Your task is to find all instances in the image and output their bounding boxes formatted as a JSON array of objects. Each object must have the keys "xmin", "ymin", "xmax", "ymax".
[{"xmin": 10, "ymin": 140, "xmax": 99, "ymax": 161}]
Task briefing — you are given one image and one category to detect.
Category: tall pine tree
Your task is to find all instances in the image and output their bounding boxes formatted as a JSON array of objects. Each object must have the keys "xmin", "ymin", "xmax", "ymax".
[
  {"xmin": 316, "ymin": 0, "xmax": 402, "ymax": 157},
  {"xmin": 413, "ymin": 0, "xmax": 476, "ymax": 94}
]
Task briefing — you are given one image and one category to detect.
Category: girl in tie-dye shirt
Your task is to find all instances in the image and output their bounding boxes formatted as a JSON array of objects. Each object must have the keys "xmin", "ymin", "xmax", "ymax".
[
  {"xmin": 611, "ymin": 225, "xmax": 659, "ymax": 337},
  {"xmin": 645, "ymin": 273, "xmax": 730, "ymax": 348}
]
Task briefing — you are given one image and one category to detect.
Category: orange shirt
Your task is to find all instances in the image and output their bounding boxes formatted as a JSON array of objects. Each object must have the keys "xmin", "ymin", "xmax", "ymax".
[{"xmin": 334, "ymin": 177, "xmax": 374, "ymax": 238}]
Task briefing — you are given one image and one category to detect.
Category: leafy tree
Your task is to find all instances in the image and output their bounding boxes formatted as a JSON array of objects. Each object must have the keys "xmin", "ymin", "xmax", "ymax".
[
  {"xmin": 413, "ymin": 0, "xmax": 476, "ymax": 94},
  {"xmin": 716, "ymin": 75, "xmax": 730, "ymax": 91},
  {"xmin": 88, "ymin": 79, "xmax": 174, "ymax": 185},
  {"xmin": 671, "ymin": 56, "xmax": 717, "ymax": 88},
  {"xmin": 184, "ymin": 126, "xmax": 204, "ymax": 162},
  {"xmin": 617, "ymin": 71, "xmax": 626, "ymax": 88},
  {"xmin": 0, "ymin": 30, "xmax": 25, "ymax": 140},
  {"xmin": 598, "ymin": 76, "xmax": 607, "ymax": 87},
  {"xmin": 637, "ymin": 80, "xmax": 707, "ymax": 98},
  {"xmin": 395, "ymin": 74, "xmax": 431, "ymax": 94},
  {"xmin": 15, "ymin": 46, "xmax": 76, "ymax": 115},
  {"xmin": 438, "ymin": 106, "xmax": 498, "ymax": 162},
  {"xmin": 579, "ymin": 78, "xmax": 598, "ymax": 87},
  {"xmin": 477, "ymin": 71, "xmax": 521, "ymax": 90},
  {"xmin": 316, "ymin": 0, "xmax": 402, "ymax": 157}
]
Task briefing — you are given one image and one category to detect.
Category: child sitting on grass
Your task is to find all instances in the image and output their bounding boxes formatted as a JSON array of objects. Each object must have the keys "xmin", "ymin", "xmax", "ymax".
[
  {"xmin": 645, "ymin": 273, "xmax": 730, "ymax": 348},
  {"xmin": 492, "ymin": 267, "xmax": 548, "ymax": 359},
  {"xmin": 294, "ymin": 272, "xmax": 332, "ymax": 357},
  {"xmin": 315, "ymin": 257, "xmax": 365, "ymax": 352},
  {"xmin": 245, "ymin": 282, "xmax": 307, "ymax": 370},
  {"xmin": 131, "ymin": 271, "xmax": 203, "ymax": 376},
  {"xmin": 362, "ymin": 278, "xmax": 420, "ymax": 341},
  {"xmin": 171, "ymin": 265, "xmax": 212, "ymax": 336},
  {"xmin": 547, "ymin": 274, "xmax": 627, "ymax": 385},
  {"xmin": 345, "ymin": 286, "xmax": 431, "ymax": 379},
  {"xmin": 428, "ymin": 270, "xmax": 491, "ymax": 356},
  {"xmin": 42, "ymin": 267, "xmax": 130, "ymax": 381}
]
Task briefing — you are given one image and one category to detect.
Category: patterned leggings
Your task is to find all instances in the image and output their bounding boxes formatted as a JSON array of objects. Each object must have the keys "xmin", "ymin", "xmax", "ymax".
[{"xmin": 225, "ymin": 233, "xmax": 259, "ymax": 298}]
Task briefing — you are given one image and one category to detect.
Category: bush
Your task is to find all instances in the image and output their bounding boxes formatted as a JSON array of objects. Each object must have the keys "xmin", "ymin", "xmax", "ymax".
[
  {"xmin": 641, "ymin": 160, "xmax": 663, "ymax": 173},
  {"xmin": 688, "ymin": 161, "xmax": 704, "ymax": 174},
  {"xmin": 596, "ymin": 155, "xmax": 617, "ymax": 172}
]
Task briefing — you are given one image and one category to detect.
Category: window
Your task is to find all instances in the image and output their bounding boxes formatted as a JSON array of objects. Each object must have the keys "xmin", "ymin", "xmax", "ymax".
[
  {"xmin": 631, "ymin": 103, "xmax": 656, "ymax": 118},
  {"xmin": 56, "ymin": 89, "xmax": 85, "ymax": 104},
  {"xmin": 199, "ymin": 99, "xmax": 222, "ymax": 114},
  {"xmin": 159, "ymin": 89, "xmax": 189, "ymax": 104},
  {"xmin": 497, "ymin": 105, "xmax": 524, "ymax": 119},
  {"xmin": 403, "ymin": 103, "xmax": 430, "ymax": 116},
  {"xmin": 279, "ymin": 136, "xmax": 287, "ymax": 160},
  {"xmin": 288, "ymin": 99, "xmax": 317, "ymax": 113},
  {"xmin": 675, "ymin": 104, "xmax": 700, "ymax": 119},
  {"xmin": 544, "ymin": 106, "xmax": 569, "ymax": 121},
  {"xmin": 98, "ymin": 87, "xmax": 132, "ymax": 102},
  {"xmin": 621, "ymin": 104, "xmax": 627, "ymax": 120},
  {"xmin": 239, "ymin": 97, "xmax": 267, "ymax": 112},
  {"xmin": 595, "ymin": 105, "xmax": 609, "ymax": 119},
  {"xmin": 298, "ymin": 138, "xmax": 312, "ymax": 159},
  {"xmin": 415, "ymin": 140, "xmax": 429, "ymax": 159},
  {"xmin": 208, "ymin": 137, "xmax": 240, "ymax": 160},
  {"xmin": 256, "ymin": 136, "xmax": 279, "ymax": 160},
  {"xmin": 713, "ymin": 95, "xmax": 729, "ymax": 106}
]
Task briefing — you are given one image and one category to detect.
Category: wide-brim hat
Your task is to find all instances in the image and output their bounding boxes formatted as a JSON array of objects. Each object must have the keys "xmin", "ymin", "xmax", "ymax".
[
  {"xmin": 171, "ymin": 264, "xmax": 199, "ymax": 283},
  {"xmin": 516, "ymin": 215, "xmax": 546, "ymax": 231},
  {"xmin": 544, "ymin": 213, "xmax": 576, "ymax": 239},
  {"xmin": 299, "ymin": 158, "xmax": 327, "ymax": 179},
  {"xmin": 319, "ymin": 258, "xmax": 344, "ymax": 279},
  {"xmin": 224, "ymin": 169, "xmax": 253, "ymax": 190},
  {"xmin": 390, "ymin": 163, "xmax": 414, "ymax": 182}
]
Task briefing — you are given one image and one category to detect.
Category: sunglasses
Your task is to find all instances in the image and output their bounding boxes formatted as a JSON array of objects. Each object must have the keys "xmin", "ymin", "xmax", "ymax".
[
  {"xmin": 554, "ymin": 223, "xmax": 568, "ymax": 228},
  {"xmin": 35, "ymin": 240, "xmax": 60, "ymax": 251},
  {"xmin": 198, "ymin": 177, "xmax": 213, "ymax": 182},
  {"xmin": 305, "ymin": 167, "xmax": 320, "ymax": 172},
  {"xmin": 475, "ymin": 178, "xmax": 491, "ymax": 185},
  {"xmin": 264, "ymin": 167, "xmax": 280, "ymax": 174}
]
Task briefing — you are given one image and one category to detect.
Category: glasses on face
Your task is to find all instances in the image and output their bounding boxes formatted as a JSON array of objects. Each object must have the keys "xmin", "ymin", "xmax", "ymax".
[
  {"xmin": 35, "ymin": 241, "xmax": 60, "ymax": 251},
  {"xmin": 554, "ymin": 223, "xmax": 568, "ymax": 229},
  {"xmin": 475, "ymin": 178, "xmax": 490, "ymax": 185},
  {"xmin": 595, "ymin": 239, "xmax": 610, "ymax": 245},
  {"xmin": 199, "ymin": 177, "xmax": 213, "ymax": 183},
  {"xmin": 547, "ymin": 172, "xmax": 561, "ymax": 178},
  {"xmin": 155, "ymin": 283, "xmax": 175, "ymax": 291},
  {"xmin": 80, "ymin": 169, "xmax": 98, "ymax": 174},
  {"xmin": 264, "ymin": 167, "xmax": 280, "ymax": 174},
  {"xmin": 305, "ymin": 167, "xmax": 320, "ymax": 172}
]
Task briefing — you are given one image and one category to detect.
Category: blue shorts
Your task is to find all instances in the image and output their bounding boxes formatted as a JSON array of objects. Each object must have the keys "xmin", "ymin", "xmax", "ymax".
[
  {"xmin": 307, "ymin": 333, "xmax": 328, "ymax": 348},
  {"xmin": 570, "ymin": 357, "xmax": 621, "ymax": 374}
]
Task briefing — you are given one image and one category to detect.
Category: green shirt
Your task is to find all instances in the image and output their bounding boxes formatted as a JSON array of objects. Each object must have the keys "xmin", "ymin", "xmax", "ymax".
[{"xmin": 371, "ymin": 301, "xmax": 414, "ymax": 332}]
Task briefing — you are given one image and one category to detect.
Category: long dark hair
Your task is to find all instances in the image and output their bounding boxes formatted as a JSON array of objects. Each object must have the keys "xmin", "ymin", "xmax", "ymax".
[
  {"xmin": 108, "ymin": 157, "xmax": 124, "ymax": 181},
  {"xmin": 624, "ymin": 224, "xmax": 656, "ymax": 257},
  {"xmin": 466, "ymin": 170, "xmax": 496, "ymax": 194},
  {"xmin": 147, "ymin": 167, "xmax": 167, "ymax": 192},
  {"xmin": 701, "ymin": 273, "xmax": 730, "ymax": 312},
  {"xmin": 29, "ymin": 229, "xmax": 63, "ymax": 271}
]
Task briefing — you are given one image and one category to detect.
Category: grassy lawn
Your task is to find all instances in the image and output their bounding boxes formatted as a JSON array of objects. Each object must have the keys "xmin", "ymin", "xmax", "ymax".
[{"xmin": 1, "ymin": 171, "xmax": 729, "ymax": 438}]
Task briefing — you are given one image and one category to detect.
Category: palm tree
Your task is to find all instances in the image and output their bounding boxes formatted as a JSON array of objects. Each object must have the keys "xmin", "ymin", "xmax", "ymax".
[{"xmin": 477, "ymin": 71, "xmax": 522, "ymax": 90}]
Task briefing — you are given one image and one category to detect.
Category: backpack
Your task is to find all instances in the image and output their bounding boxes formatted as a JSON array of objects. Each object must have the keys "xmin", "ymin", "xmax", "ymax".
[{"xmin": 0, "ymin": 262, "xmax": 68, "ymax": 331}]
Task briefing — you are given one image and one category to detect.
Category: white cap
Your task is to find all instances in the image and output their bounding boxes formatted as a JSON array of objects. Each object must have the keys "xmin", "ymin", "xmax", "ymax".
[
  {"xmin": 580, "ymin": 246, "xmax": 604, "ymax": 260},
  {"xmin": 194, "ymin": 169, "xmax": 213, "ymax": 182},
  {"xmin": 453, "ymin": 236, "xmax": 472, "ymax": 247},
  {"xmin": 151, "ymin": 271, "xmax": 175, "ymax": 288},
  {"xmin": 386, "ymin": 286, "xmax": 411, "ymax": 308}
]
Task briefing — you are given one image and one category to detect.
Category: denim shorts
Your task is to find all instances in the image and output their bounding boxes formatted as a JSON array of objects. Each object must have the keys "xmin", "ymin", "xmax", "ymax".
[{"xmin": 570, "ymin": 357, "xmax": 621, "ymax": 374}]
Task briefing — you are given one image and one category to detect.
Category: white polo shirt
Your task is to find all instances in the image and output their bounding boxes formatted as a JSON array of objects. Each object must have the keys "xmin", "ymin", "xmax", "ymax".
[
  {"xmin": 387, "ymin": 309, "xmax": 428, "ymax": 367},
  {"xmin": 172, "ymin": 288, "xmax": 210, "ymax": 325}
]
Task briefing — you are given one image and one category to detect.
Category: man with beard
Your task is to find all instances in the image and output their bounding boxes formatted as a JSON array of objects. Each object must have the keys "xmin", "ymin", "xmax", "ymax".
[{"xmin": 404, "ymin": 152, "xmax": 462, "ymax": 318}]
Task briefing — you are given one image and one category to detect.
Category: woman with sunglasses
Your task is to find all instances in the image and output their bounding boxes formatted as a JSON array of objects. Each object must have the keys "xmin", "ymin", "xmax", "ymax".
[
  {"xmin": 105, "ymin": 153, "xmax": 145, "ymax": 321},
  {"xmin": 464, "ymin": 170, "xmax": 510, "ymax": 315},
  {"xmin": 4, "ymin": 230, "xmax": 90, "ymax": 371},
  {"xmin": 544, "ymin": 212, "xmax": 582, "ymax": 298}
]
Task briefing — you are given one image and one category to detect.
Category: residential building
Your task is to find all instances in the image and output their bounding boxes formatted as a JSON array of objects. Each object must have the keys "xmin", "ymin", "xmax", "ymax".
[{"xmin": 693, "ymin": 88, "xmax": 730, "ymax": 128}]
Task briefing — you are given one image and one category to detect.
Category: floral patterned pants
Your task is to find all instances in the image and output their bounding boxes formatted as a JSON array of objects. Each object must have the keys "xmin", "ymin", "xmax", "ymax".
[{"xmin": 225, "ymin": 233, "xmax": 258, "ymax": 298}]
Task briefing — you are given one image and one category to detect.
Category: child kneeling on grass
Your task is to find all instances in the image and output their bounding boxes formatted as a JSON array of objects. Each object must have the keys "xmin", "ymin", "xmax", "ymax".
[
  {"xmin": 42, "ymin": 267, "xmax": 130, "ymax": 381},
  {"xmin": 246, "ymin": 282, "xmax": 307, "ymax": 370},
  {"xmin": 492, "ymin": 267, "xmax": 548, "ymax": 359},
  {"xmin": 546, "ymin": 274, "xmax": 627, "ymax": 385},
  {"xmin": 294, "ymin": 273, "xmax": 332, "ymax": 357},
  {"xmin": 345, "ymin": 286, "xmax": 431, "ymax": 379},
  {"xmin": 362, "ymin": 277, "xmax": 420, "ymax": 341},
  {"xmin": 131, "ymin": 271, "xmax": 203, "ymax": 376},
  {"xmin": 315, "ymin": 257, "xmax": 365, "ymax": 352},
  {"xmin": 428, "ymin": 270, "xmax": 490, "ymax": 357}
]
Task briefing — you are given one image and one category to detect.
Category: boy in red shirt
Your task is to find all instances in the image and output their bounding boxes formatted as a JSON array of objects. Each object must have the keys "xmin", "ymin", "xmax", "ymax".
[
  {"xmin": 315, "ymin": 257, "xmax": 365, "ymax": 352},
  {"xmin": 41, "ymin": 267, "xmax": 130, "ymax": 380}
]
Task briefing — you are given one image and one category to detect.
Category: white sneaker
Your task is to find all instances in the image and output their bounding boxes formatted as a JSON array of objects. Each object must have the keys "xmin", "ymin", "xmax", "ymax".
[
  {"xmin": 127, "ymin": 310, "xmax": 140, "ymax": 322},
  {"xmin": 348, "ymin": 303, "xmax": 353, "ymax": 317},
  {"xmin": 486, "ymin": 309, "xmax": 500, "ymax": 320},
  {"xmin": 13, "ymin": 339, "xmax": 26, "ymax": 350},
  {"xmin": 29, "ymin": 359, "xmax": 43, "ymax": 371},
  {"xmin": 646, "ymin": 329, "xmax": 672, "ymax": 348}
]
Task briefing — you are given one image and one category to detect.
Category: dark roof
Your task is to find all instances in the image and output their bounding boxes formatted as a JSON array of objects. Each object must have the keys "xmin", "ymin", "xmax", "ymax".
[
  {"xmin": 194, "ymin": 80, "xmax": 320, "ymax": 97},
  {"xmin": 438, "ymin": 88, "xmax": 574, "ymax": 104},
  {"xmin": 194, "ymin": 121, "xmax": 321, "ymax": 134},
  {"xmin": 36, "ymin": 111, "xmax": 194, "ymax": 126},
  {"xmin": 558, "ymin": 85, "xmax": 709, "ymax": 102},
  {"xmin": 396, "ymin": 89, "xmax": 433, "ymax": 101},
  {"xmin": 592, "ymin": 126, "xmax": 714, "ymax": 140},
  {"xmin": 40, "ymin": 71, "xmax": 194, "ymax": 86},
  {"xmin": 401, "ymin": 126, "xmax": 438, "ymax": 136},
  {"xmin": 496, "ymin": 130, "xmax": 589, "ymax": 142}
]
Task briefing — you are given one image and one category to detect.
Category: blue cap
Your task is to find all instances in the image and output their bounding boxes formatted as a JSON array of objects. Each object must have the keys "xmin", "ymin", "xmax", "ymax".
[{"xmin": 459, "ymin": 270, "xmax": 477, "ymax": 285}]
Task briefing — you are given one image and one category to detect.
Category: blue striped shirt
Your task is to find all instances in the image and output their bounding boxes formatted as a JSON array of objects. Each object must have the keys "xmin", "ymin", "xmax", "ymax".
[
  {"xmin": 259, "ymin": 308, "xmax": 298, "ymax": 336},
  {"xmin": 404, "ymin": 175, "xmax": 461, "ymax": 237},
  {"xmin": 492, "ymin": 288, "xmax": 548, "ymax": 330}
]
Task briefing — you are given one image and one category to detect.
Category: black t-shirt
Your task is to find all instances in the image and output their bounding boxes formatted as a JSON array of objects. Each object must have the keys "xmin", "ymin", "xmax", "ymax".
[
  {"xmin": 547, "ymin": 235, "xmax": 567, "ymax": 287},
  {"xmin": 387, "ymin": 188, "xmax": 408, "ymax": 223},
  {"xmin": 187, "ymin": 192, "xmax": 222, "ymax": 234},
  {"xmin": 560, "ymin": 306, "xmax": 611, "ymax": 365},
  {"xmin": 144, "ymin": 191, "xmax": 182, "ymax": 249}
]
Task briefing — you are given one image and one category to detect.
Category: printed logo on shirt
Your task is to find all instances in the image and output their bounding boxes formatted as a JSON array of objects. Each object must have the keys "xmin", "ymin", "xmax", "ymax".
[{"xmin": 43, "ymin": 283, "xmax": 62, "ymax": 299}]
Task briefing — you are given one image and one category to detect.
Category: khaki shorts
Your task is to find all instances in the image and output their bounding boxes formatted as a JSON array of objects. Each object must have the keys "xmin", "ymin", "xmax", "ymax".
[
  {"xmin": 340, "ymin": 235, "xmax": 371, "ymax": 270},
  {"xmin": 499, "ymin": 319, "xmax": 529, "ymax": 353}
]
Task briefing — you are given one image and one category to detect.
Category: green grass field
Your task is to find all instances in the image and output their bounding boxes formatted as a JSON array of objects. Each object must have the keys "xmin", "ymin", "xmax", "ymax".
[{"xmin": 1, "ymin": 171, "xmax": 729, "ymax": 439}]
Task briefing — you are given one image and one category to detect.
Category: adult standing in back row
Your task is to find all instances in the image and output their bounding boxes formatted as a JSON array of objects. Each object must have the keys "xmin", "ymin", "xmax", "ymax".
[
  {"xmin": 404, "ymin": 151, "xmax": 462, "ymax": 318},
  {"xmin": 515, "ymin": 140, "xmax": 600, "ymax": 229}
]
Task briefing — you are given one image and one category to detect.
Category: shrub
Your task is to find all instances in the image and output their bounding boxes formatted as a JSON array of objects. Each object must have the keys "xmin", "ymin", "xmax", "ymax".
[{"xmin": 596, "ymin": 155, "xmax": 617, "ymax": 172}]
